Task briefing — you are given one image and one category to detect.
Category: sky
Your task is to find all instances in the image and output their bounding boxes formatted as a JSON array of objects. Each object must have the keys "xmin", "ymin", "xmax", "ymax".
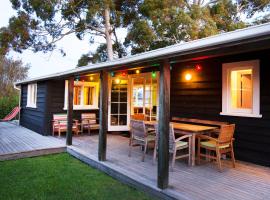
[{"xmin": 0, "ymin": 1, "xmax": 126, "ymax": 78}]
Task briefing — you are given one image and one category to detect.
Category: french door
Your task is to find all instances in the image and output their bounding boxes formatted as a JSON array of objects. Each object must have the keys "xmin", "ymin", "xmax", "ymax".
[{"xmin": 108, "ymin": 77, "xmax": 130, "ymax": 131}]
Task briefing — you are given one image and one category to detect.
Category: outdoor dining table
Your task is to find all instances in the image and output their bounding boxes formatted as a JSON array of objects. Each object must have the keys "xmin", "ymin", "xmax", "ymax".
[{"xmin": 144, "ymin": 121, "xmax": 218, "ymax": 166}]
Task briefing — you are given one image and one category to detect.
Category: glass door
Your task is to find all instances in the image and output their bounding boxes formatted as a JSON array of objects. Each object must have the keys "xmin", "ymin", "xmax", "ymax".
[
  {"xmin": 131, "ymin": 73, "xmax": 159, "ymax": 121},
  {"xmin": 108, "ymin": 77, "xmax": 130, "ymax": 131}
]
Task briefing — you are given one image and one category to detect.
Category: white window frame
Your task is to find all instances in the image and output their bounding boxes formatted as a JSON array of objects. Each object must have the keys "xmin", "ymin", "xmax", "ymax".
[
  {"xmin": 26, "ymin": 83, "xmax": 37, "ymax": 108},
  {"xmin": 64, "ymin": 80, "xmax": 99, "ymax": 110},
  {"xmin": 220, "ymin": 60, "xmax": 262, "ymax": 118}
]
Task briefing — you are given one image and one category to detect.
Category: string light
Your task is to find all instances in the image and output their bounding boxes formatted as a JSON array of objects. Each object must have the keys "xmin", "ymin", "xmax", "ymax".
[
  {"xmin": 135, "ymin": 69, "xmax": 140, "ymax": 74},
  {"xmin": 115, "ymin": 79, "xmax": 120, "ymax": 84},
  {"xmin": 195, "ymin": 64, "xmax": 202, "ymax": 71},
  {"xmin": 110, "ymin": 72, "xmax": 115, "ymax": 77},
  {"xmin": 152, "ymin": 71, "xmax": 157, "ymax": 78},
  {"xmin": 185, "ymin": 73, "xmax": 192, "ymax": 81}
]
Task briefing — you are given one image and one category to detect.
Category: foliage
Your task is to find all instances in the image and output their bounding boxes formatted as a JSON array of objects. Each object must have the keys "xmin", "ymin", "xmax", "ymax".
[
  {"xmin": 0, "ymin": 56, "xmax": 29, "ymax": 119},
  {"xmin": 0, "ymin": 0, "xmax": 269, "ymax": 63},
  {"xmin": 0, "ymin": 95, "xmax": 19, "ymax": 119},
  {"xmin": 0, "ymin": 0, "xmax": 139, "ymax": 60},
  {"xmin": 0, "ymin": 153, "xmax": 153, "ymax": 200},
  {"xmin": 124, "ymin": 0, "xmax": 270, "ymax": 54}
]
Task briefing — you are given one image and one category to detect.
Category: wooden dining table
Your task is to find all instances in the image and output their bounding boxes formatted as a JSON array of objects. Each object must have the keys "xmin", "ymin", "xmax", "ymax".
[{"xmin": 144, "ymin": 121, "xmax": 218, "ymax": 166}]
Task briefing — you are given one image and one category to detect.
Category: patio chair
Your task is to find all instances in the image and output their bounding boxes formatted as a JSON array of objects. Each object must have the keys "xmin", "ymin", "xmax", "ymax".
[
  {"xmin": 0, "ymin": 106, "xmax": 20, "ymax": 122},
  {"xmin": 52, "ymin": 113, "xmax": 79, "ymax": 137},
  {"xmin": 81, "ymin": 113, "xmax": 99, "ymax": 134},
  {"xmin": 128, "ymin": 119, "xmax": 155, "ymax": 162},
  {"xmin": 197, "ymin": 124, "xmax": 236, "ymax": 172},
  {"xmin": 153, "ymin": 124, "xmax": 192, "ymax": 170}
]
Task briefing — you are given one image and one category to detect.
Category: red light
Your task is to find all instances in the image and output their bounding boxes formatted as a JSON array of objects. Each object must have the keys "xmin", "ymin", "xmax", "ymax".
[
  {"xmin": 121, "ymin": 72, "xmax": 127, "ymax": 76},
  {"xmin": 195, "ymin": 64, "xmax": 202, "ymax": 71}
]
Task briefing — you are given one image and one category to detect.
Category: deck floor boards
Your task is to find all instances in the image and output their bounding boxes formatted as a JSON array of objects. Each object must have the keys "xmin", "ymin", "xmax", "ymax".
[
  {"xmin": 67, "ymin": 134, "xmax": 270, "ymax": 200},
  {"xmin": 0, "ymin": 122, "xmax": 66, "ymax": 160}
]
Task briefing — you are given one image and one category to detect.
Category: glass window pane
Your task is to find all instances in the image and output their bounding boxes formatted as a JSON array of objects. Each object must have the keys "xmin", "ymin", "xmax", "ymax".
[
  {"xmin": 111, "ymin": 115, "xmax": 118, "ymax": 126},
  {"xmin": 231, "ymin": 69, "xmax": 252, "ymax": 109},
  {"xmin": 111, "ymin": 103, "xmax": 119, "ymax": 114},
  {"xmin": 120, "ymin": 103, "xmax": 127, "ymax": 114},
  {"xmin": 84, "ymin": 86, "xmax": 94, "ymax": 105},
  {"xmin": 119, "ymin": 115, "xmax": 127, "ymax": 125}
]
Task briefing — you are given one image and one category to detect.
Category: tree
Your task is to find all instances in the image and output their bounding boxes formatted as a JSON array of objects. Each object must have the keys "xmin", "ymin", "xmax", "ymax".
[
  {"xmin": 0, "ymin": 56, "xmax": 29, "ymax": 118},
  {"xmin": 0, "ymin": 0, "xmax": 138, "ymax": 61},
  {"xmin": 0, "ymin": 56, "xmax": 29, "ymax": 98},
  {"xmin": 124, "ymin": 0, "xmax": 270, "ymax": 54}
]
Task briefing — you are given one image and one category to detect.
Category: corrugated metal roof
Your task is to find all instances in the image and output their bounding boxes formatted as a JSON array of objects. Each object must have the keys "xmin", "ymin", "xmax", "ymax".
[{"xmin": 16, "ymin": 22, "xmax": 270, "ymax": 85}]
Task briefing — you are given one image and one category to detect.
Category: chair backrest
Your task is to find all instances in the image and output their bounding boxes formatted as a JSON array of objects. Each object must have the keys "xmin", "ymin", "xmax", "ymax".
[
  {"xmin": 82, "ymin": 113, "xmax": 97, "ymax": 124},
  {"xmin": 218, "ymin": 124, "xmax": 235, "ymax": 143},
  {"xmin": 154, "ymin": 123, "xmax": 175, "ymax": 151},
  {"xmin": 130, "ymin": 119, "xmax": 146, "ymax": 139},
  {"xmin": 53, "ymin": 113, "xmax": 67, "ymax": 125}
]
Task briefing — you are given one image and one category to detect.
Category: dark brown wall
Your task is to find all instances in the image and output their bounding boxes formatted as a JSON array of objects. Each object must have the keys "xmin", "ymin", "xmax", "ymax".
[{"xmin": 171, "ymin": 49, "xmax": 270, "ymax": 166}]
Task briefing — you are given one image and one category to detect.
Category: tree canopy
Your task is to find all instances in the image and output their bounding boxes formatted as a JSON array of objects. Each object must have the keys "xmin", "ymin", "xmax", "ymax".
[{"xmin": 0, "ymin": 0, "xmax": 269, "ymax": 66}]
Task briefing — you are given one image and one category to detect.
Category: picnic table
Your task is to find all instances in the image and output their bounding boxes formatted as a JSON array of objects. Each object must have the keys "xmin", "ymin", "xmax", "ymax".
[{"xmin": 144, "ymin": 121, "xmax": 218, "ymax": 166}]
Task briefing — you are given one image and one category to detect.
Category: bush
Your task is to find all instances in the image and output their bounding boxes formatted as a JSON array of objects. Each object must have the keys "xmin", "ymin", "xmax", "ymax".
[{"xmin": 0, "ymin": 94, "xmax": 19, "ymax": 119}]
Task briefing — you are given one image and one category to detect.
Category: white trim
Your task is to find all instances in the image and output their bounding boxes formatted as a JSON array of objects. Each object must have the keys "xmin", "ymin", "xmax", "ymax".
[
  {"xmin": 16, "ymin": 22, "xmax": 270, "ymax": 85},
  {"xmin": 221, "ymin": 60, "xmax": 261, "ymax": 118},
  {"xmin": 26, "ymin": 83, "xmax": 37, "ymax": 108},
  {"xmin": 64, "ymin": 80, "xmax": 99, "ymax": 110}
]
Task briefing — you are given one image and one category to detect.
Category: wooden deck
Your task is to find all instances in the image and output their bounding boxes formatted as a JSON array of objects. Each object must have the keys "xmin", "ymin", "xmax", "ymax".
[
  {"xmin": 66, "ymin": 134, "xmax": 270, "ymax": 200},
  {"xmin": 0, "ymin": 122, "xmax": 66, "ymax": 161}
]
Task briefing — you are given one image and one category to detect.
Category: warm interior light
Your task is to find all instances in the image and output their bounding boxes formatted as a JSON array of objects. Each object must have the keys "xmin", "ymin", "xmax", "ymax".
[
  {"xmin": 185, "ymin": 73, "xmax": 192, "ymax": 81},
  {"xmin": 135, "ymin": 69, "xmax": 140, "ymax": 74},
  {"xmin": 90, "ymin": 76, "xmax": 93, "ymax": 81},
  {"xmin": 115, "ymin": 79, "xmax": 120, "ymax": 84}
]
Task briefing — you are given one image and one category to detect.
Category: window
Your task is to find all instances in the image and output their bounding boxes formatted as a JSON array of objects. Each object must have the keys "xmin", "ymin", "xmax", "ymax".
[
  {"xmin": 27, "ymin": 83, "xmax": 37, "ymax": 108},
  {"xmin": 221, "ymin": 60, "xmax": 261, "ymax": 118},
  {"xmin": 64, "ymin": 80, "xmax": 99, "ymax": 110}
]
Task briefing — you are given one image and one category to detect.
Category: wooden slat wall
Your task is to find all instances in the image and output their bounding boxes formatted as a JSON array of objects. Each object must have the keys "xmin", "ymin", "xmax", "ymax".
[
  {"xmin": 20, "ymin": 82, "xmax": 48, "ymax": 135},
  {"xmin": 170, "ymin": 49, "xmax": 270, "ymax": 167}
]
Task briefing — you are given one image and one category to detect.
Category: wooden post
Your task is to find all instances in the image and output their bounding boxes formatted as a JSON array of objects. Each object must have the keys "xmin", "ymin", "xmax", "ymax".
[
  {"xmin": 157, "ymin": 59, "xmax": 170, "ymax": 189},
  {"xmin": 98, "ymin": 70, "xmax": 108, "ymax": 161},
  {"xmin": 66, "ymin": 77, "xmax": 74, "ymax": 146}
]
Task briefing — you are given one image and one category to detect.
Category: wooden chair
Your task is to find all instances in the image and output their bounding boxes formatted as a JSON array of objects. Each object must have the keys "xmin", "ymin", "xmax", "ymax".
[
  {"xmin": 81, "ymin": 113, "xmax": 99, "ymax": 134},
  {"xmin": 197, "ymin": 124, "xmax": 236, "ymax": 172},
  {"xmin": 52, "ymin": 114, "xmax": 79, "ymax": 137},
  {"xmin": 153, "ymin": 124, "xmax": 192, "ymax": 170},
  {"xmin": 129, "ymin": 119, "xmax": 155, "ymax": 162}
]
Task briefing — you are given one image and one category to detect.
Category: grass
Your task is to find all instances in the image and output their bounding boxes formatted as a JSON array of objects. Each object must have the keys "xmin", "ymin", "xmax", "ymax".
[{"xmin": 0, "ymin": 153, "xmax": 154, "ymax": 200}]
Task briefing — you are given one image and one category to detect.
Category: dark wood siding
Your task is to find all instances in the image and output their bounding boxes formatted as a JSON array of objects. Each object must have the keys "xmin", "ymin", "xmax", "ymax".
[
  {"xmin": 20, "ymin": 82, "xmax": 48, "ymax": 135},
  {"xmin": 171, "ymin": 49, "xmax": 270, "ymax": 167}
]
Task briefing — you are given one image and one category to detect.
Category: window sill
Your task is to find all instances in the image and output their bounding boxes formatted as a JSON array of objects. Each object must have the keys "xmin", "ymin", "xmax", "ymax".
[
  {"xmin": 26, "ymin": 105, "xmax": 37, "ymax": 109},
  {"xmin": 220, "ymin": 112, "xmax": 262, "ymax": 118},
  {"xmin": 63, "ymin": 106, "xmax": 99, "ymax": 110}
]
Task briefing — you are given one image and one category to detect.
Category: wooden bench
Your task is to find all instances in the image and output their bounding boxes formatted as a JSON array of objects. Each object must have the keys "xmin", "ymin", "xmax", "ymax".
[
  {"xmin": 52, "ymin": 114, "xmax": 79, "ymax": 137},
  {"xmin": 81, "ymin": 113, "xmax": 99, "ymax": 134}
]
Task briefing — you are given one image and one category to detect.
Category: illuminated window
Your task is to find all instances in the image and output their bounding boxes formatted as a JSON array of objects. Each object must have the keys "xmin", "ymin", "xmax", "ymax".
[
  {"xmin": 64, "ymin": 80, "xmax": 99, "ymax": 110},
  {"xmin": 221, "ymin": 60, "xmax": 261, "ymax": 118},
  {"xmin": 27, "ymin": 83, "xmax": 37, "ymax": 108}
]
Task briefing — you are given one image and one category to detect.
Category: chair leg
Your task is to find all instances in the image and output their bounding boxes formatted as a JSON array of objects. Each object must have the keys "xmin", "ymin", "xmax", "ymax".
[
  {"xmin": 128, "ymin": 139, "xmax": 132, "ymax": 157},
  {"xmin": 231, "ymin": 145, "xmax": 236, "ymax": 168},
  {"xmin": 152, "ymin": 141, "xmax": 157, "ymax": 164},
  {"xmin": 197, "ymin": 138, "xmax": 201, "ymax": 165},
  {"xmin": 142, "ymin": 141, "xmax": 147, "ymax": 162},
  {"xmin": 216, "ymin": 147, "xmax": 222, "ymax": 172},
  {"xmin": 171, "ymin": 149, "xmax": 177, "ymax": 171}
]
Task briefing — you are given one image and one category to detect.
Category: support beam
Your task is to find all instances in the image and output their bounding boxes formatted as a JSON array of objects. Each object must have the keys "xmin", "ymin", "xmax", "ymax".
[
  {"xmin": 66, "ymin": 77, "xmax": 74, "ymax": 146},
  {"xmin": 98, "ymin": 70, "xmax": 109, "ymax": 161},
  {"xmin": 157, "ymin": 59, "xmax": 170, "ymax": 189}
]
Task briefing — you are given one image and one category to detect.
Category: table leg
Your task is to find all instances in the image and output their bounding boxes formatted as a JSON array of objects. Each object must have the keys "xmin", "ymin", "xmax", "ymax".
[{"xmin": 192, "ymin": 134, "xmax": 196, "ymax": 166}]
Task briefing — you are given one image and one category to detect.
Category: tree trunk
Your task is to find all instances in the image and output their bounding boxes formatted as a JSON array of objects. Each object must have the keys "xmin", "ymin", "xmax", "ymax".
[{"xmin": 104, "ymin": 5, "xmax": 113, "ymax": 61}]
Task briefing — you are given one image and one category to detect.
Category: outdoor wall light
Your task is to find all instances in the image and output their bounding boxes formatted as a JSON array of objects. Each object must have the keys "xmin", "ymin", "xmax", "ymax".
[
  {"xmin": 136, "ymin": 69, "xmax": 140, "ymax": 74},
  {"xmin": 185, "ymin": 73, "xmax": 192, "ymax": 81},
  {"xmin": 115, "ymin": 79, "xmax": 121, "ymax": 84},
  {"xmin": 90, "ymin": 76, "xmax": 94, "ymax": 81}
]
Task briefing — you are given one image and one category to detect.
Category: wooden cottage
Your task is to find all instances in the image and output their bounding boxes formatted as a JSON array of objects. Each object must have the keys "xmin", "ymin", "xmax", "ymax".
[{"xmin": 15, "ymin": 23, "xmax": 270, "ymax": 189}]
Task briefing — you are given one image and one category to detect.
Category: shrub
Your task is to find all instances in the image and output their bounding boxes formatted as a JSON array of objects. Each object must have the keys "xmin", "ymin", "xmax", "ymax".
[{"xmin": 0, "ymin": 94, "xmax": 19, "ymax": 119}]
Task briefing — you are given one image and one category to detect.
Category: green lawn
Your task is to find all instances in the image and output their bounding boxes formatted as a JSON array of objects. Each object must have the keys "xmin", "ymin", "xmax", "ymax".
[{"xmin": 0, "ymin": 153, "xmax": 154, "ymax": 200}]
